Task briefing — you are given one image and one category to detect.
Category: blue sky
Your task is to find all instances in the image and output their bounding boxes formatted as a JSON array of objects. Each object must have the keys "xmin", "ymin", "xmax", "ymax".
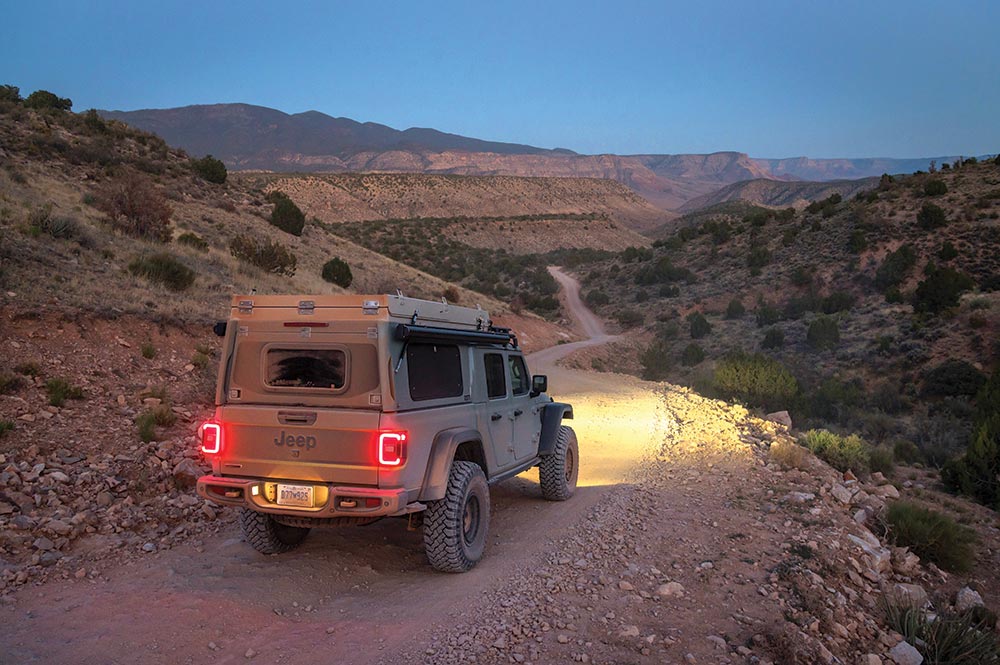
[{"xmin": 2, "ymin": 0, "xmax": 998, "ymax": 157}]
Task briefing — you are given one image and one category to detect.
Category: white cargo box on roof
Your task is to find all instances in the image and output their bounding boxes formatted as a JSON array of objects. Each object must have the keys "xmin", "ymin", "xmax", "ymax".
[{"xmin": 385, "ymin": 294, "xmax": 487, "ymax": 329}]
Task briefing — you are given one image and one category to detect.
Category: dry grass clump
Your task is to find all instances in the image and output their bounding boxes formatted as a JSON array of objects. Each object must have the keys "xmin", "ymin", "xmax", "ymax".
[{"xmin": 769, "ymin": 438, "xmax": 808, "ymax": 469}]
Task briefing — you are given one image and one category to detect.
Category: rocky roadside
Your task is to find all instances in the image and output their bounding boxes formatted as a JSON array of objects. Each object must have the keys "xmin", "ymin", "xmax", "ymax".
[{"xmin": 390, "ymin": 386, "xmax": 993, "ymax": 665}]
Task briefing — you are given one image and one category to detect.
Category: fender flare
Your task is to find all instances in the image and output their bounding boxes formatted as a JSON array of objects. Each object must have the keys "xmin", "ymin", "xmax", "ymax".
[
  {"xmin": 538, "ymin": 402, "xmax": 574, "ymax": 456},
  {"xmin": 418, "ymin": 427, "xmax": 484, "ymax": 502}
]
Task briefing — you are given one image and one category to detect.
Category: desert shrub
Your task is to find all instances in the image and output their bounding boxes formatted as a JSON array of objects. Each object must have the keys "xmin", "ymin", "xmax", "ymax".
[
  {"xmin": 321, "ymin": 257, "xmax": 353, "ymax": 287},
  {"xmin": 229, "ymin": 235, "xmax": 297, "ymax": 276},
  {"xmin": 616, "ymin": 308, "xmax": 644, "ymax": 329},
  {"xmin": 747, "ymin": 245, "xmax": 771, "ymax": 272},
  {"xmin": 135, "ymin": 404, "xmax": 177, "ymax": 443},
  {"xmin": 45, "ymin": 378, "xmax": 84, "ymax": 407},
  {"xmin": 177, "ymin": 232, "xmax": 209, "ymax": 252},
  {"xmin": 24, "ymin": 89, "xmax": 72, "ymax": 111},
  {"xmin": 847, "ymin": 229, "xmax": 867, "ymax": 253},
  {"xmin": 0, "ymin": 373, "xmax": 26, "ymax": 394},
  {"xmin": 770, "ymin": 439, "xmax": 807, "ymax": 470},
  {"xmin": 14, "ymin": 361, "xmax": 40, "ymax": 376},
  {"xmin": 191, "ymin": 351, "xmax": 210, "ymax": 370},
  {"xmin": 914, "ymin": 267, "xmax": 975, "ymax": 313},
  {"xmin": 937, "ymin": 241, "xmax": 958, "ymax": 261},
  {"xmin": 634, "ymin": 256, "xmax": 693, "ymax": 285},
  {"xmin": 892, "ymin": 439, "xmax": 924, "ymax": 464},
  {"xmin": 128, "ymin": 253, "xmax": 196, "ymax": 291},
  {"xmin": 586, "ymin": 289, "xmax": 610, "ymax": 307},
  {"xmin": 790, "ymin": 267, "xmax": 813, "ymax": 287},
  {"xmin": 0, "ymin": 84, "xmax": 21, "ymax": 103},
  {"xmin": 806, "ymin": 316, "xmax": 839, "ymax": 350},
  {"xmin": 885, "ymin": 603, "xmax": 999, "ymax": 665},
  {"xmin": 658, "ymin": 284, "xmax": 679, "ymax": 298},
  {"xmin": 755, "ymin": 300, "xmax": 781, "ymax": 327},
  {"xmin": 0, "ymin": 419, "xmax": 13, "ymax": 437},
  {"xmin": 687, "ymin": 311, "xmax": 711, "ymax": 339},
  {"xmin": 923, "ymin": 179, "xmax": 948, "ymax": 196},
  {"xmin": 93, "ymin": 171, "xmax": 172, "ymax": 241},
  {"xmin": 725, "ymin": 298, "xmax": 745, "ymax": 319},
  {"xmin": 761, "ymin": 327, "xmax": 784, "ymax": 349},
  {"xmin": 869, "ymin": 446, "xmax": 895, "ymax": 475},
  {"xmin": 640, "ymin": 340, "xmax": 672, "ymax": 381},
  {"xmin": 802, "ymin": 429, "xmax": 869, "ymax": 472},
  {"xmin": 806, "ymin": 377, "xmax": 864, "ymax": 422},
  {"xmin": 270, "ymin": 195, "xmax": 306, "ymax": 235},
  {"xmin": 886, "ymin": 501, "xmax": 975, "ymax": 572},
  {"xmin": 917, "ymin": 202, "xmax": 948, "ymax": 229},
  {"xmin": 875, "ymin": 244, "xmax": 917, "ymax": 290},
  {"xmin": 140, "ymin": 341, "xmax": 157, "ymax": 359},
  {"xmin": 922, "ymin": 360, "xmax": 987, "ymax": 398},
  {"xmin": 681, "ymin": 343, "xmax": 705, "ymax": 366},
  {"xmin": 821, "ymin": 291, "xmax": 855, "ymax": 314},
  {"xmin": 82, "ymin": 109, "xmax": 107, "ymax": 133},
  {"xmin": 713, "ymin": 351, "xmax": 798, "ymax": 411},
  {"xmin": 942, "ymin": 369, "xmax": 1000, "ymax": 508},
  {"xmin": 191, "ymin": 154, "xmax": 227, "ymax": 184}
]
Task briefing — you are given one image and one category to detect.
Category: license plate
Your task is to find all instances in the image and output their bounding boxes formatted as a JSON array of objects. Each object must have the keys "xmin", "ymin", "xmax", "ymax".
[{"xmin": 276, "ymin": 484, "xmax": 314, "ymax": 507}]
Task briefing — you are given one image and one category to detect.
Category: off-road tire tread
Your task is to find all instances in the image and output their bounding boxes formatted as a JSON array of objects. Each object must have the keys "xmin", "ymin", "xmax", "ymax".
[
  {"xmin": 423, "ymin": 461, "xmax": 489, "ymax": 573},
  {"xmin": 240, "ymin": 508, "xmax": 310, "ymax": 554},
  {"xmin": 539, "ymin": 425, "xmax": 578, "ymax": 501}
]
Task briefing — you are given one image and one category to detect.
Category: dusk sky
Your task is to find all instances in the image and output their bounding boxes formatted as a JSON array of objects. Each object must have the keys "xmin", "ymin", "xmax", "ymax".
[{"xmin": 3, "ymin": 0, "xmax": 998, "ymax": 158}]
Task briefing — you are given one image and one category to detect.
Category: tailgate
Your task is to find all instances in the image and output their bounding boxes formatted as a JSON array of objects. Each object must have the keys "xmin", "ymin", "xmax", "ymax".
[{"xmin": 217, "ymin": 406, "xmax": 380, "ymax": 485}]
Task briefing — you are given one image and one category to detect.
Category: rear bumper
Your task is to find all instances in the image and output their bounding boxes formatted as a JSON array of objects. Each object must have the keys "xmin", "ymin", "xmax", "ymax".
[{"xmin": 197, "ymin": 475, "xmax": 415, "ymax": 517}]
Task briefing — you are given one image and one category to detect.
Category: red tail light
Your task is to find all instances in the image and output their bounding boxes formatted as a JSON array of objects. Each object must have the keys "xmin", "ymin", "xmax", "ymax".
[
  {"xmin": 378, "ymin": 431, "xmax": 407, "ymax": 466},
  {"xmin": 201, "ymin": 422, "xmax": 222, "ymax": 455}
]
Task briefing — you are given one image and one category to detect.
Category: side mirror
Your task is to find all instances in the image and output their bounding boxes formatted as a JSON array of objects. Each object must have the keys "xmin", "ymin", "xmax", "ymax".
[
  {"xmin": 213, "ymin": 321, "xmax": 228, "ymax": 337},
  {"xmin": 531, "ymin": 375, "xmax": 547, "ymax": 396}
]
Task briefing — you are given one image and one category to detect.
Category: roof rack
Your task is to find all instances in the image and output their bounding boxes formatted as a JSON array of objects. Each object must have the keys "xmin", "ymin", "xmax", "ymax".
[{"xmin": 394, "ymin": 323, "xmax": 518, "ymax": 348}]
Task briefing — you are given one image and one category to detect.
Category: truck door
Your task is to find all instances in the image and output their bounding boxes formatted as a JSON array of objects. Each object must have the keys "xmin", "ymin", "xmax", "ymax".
[
  {"xmin": 481, "ymin": 351, "xmax": 516, "ymax": 469},
  {"xmin": 508, "ymin": 353, "xmax": 540, "ymax": 461}
]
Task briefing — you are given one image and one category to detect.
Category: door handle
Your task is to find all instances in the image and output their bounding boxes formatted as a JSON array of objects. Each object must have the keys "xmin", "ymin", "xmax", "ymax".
[
  {"xmin": 491, "ymin": 413, "xmax": 502, "ymax": 421},
  {"xmin": 513, "ymin": 409, "xmax": 523, "ymax": 417}
]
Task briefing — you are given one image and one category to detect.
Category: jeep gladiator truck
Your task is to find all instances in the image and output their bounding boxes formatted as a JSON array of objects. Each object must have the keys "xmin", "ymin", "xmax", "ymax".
[{"xmin": 197, "ymin": 294, "xmax": 577, "ymax": 572}]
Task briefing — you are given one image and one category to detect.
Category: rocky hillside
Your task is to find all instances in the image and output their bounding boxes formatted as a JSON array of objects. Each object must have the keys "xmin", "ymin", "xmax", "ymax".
[
  {"xmin": 679, "ymin": 176, "xmax": 881, "ymax": 212},
  {"xmin": 574, "ymin": 159, "xmax": 1000, "ymax": 469},
  {"xmin": 754, "ymin": 155, "xmax": 972, "ymax": 181},
  {"xmin": 245, "ymin": 172, "xmax": 671, "ymax": 233}
]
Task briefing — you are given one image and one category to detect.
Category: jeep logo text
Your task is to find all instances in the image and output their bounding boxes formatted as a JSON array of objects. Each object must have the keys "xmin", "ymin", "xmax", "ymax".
[{"xmin": 274, "ymin": 431, "xmax": 317, "ymax": 450}]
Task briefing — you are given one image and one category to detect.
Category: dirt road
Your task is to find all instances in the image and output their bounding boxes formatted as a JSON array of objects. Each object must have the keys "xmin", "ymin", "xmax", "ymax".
[{"xmin": 1, "ymin": 270, "xmax": 669, "ymax": 665}]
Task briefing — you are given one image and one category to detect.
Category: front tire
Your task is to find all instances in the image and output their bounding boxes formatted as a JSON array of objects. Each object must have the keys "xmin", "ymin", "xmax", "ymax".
[
  {"xmin": 539, "ymin": 425, "xmax": 579, "ymax": 501},
  {"xmin": 423, "ymin": 461, "xmax": 490, "ymax": 573},
  {"xmin": 240, "ymin": 508, "xmax": 310, "ymax": 554}
]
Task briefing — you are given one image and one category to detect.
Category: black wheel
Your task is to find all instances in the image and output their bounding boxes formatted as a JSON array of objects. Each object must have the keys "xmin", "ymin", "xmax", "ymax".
[
  {"xmin": 240, "ymin": 508, "xmax": 310, "ymax": 554},
  {"xmin": 539, "ymin": 425, "xmax": 579, "ymax": 501},
  {"xmin": 423, "ymin": 461, "xmax": 490, "ymax": 573}
]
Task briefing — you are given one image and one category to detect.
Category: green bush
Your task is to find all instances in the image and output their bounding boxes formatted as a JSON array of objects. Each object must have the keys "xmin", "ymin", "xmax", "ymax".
[
  {"xmin": 806, "ymin": 316, "xmax": 839, "ymax": 350},
  {"xmin": 802, "ymin": 429, "xmax": 869, "ymax": 472},
  {"xmin": 869, "ymin": 446, "xmax": 895, "ymax": 475},
  {"xmin": 755, "ymin": 300, "xmax": 780, "ymax": 327},
  {"xmin": 229, "ymin": 235, "xmax": 297, "ymax": 276},
  {"xmin": 725, "ymin": 298, "xmax": 745, "ymax": 319},
  {"xmin": 24, "ymin": 89, "xmax": 72, "ymax": 111},
  {"xmin": 586, "ymin": 289, "xmax": 610, "ymax": 307},
  {"xmin": 640, "ymin": 340, "xmax": 672, "ymax": 380},
  {"xmin": 321, "ymin": 257, "xmax": 353, "ymax": 287},
  {"xmin": 177, "ymin": 232, "xmax": 209, "ymax": 252},
  {"xmin": 923, "ymin": 179, "xmax": 948, "ymax": 196},
  {"xmin": 45, "ymin": 378, "xmax": 84, "ymax": 407},
  {"xmin": 875, "ymin": 244, "xmax": 917, "ymax": 290},
  {"xmin": 847, "ymin": 229, "xmax": 868, "ymax": 253},
  {"xmin": 681, "ymin": 343, "xmax": 705, "ymax": 366},
  {"xmin": 135, "ymin": 404, "xmax": 177, "ymax": 443},
  {"xmin": 0, "ymin": 373, "xmax": 26, "ymax": 394},
  {"xmin": 886, "ymin": 501, "xmax": 975, "ymax": 572},
  {"xmin": 140, "ymin": 341, "xmax": 157, "ymax": 359},
  {"xmin": 922, "ymin": 360, "xmax": 987, "ymax": 398},
  {"xmin": 94, "ymin": 171, "xmax": 172, "ymax": 241},
  {"xmin": 0, "ymin": 84, "xmax": 21, "ymax": 103},
  {"xmin": 914, "ymin": 267, "xmax": 975, "ymax": 313},
  {"xmin": 937, "ymin": 241, "xmax": 958, "ymax": 261},
  {"xmin": 29, "ymin": 207, "xmax": 82, "ymax": 241},
  {"xmin": 191, "ymin": 154, "xmax": 227, "ymax": 184},
  {"xmin": 713, "ymin": 351, "xmax": 798, "ymax": 411},
  {"xmin": 616, "ymin": 308, "xmax": 644, "ymax": 329},
  {"xmin": 942, "ymin": 369, "xmax": 1000, "ymax": 509},
  {"xmin": 761, "ymin": 327, "xmax": 784, "ymax": 349},
  {"xmin": 821, "ymin": 291, "xmax": 855, "ymax": 314},
  {"xmin": 917, "ymin": 202, "xmax": 948, "ymax": 229},
  {"xmin": 128, "ymin": 253, "xmax": 196, "ymax": 291},
  {"xmin": 0, "ymin": 419, "xmax": 13, "ymax": 438},
  {"xmin": 892, "ymin": 439, "xmax": 924, "ymax": 464},
  {"xmin": 270, "ymin": 196, "xmax": 306, "ymax": 235},
  {"xmin": 747, "ymin": 245, "xmax": 771, "ymax": 271},
  {"xmin": 687, "ymin": 311, "xmax": 711, "ymax": 339}
]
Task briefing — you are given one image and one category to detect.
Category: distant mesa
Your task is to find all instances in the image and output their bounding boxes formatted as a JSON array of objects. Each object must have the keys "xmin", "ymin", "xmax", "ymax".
[{"xmin": 100, "ymin": 103, "xmax": 970, "ymax": 212}]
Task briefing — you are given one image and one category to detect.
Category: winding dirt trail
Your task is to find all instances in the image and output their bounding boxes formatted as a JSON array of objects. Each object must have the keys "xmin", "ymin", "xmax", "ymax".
[{"xmin": 1, "ymin": 271, "xmax": 667, "ymax": 665}]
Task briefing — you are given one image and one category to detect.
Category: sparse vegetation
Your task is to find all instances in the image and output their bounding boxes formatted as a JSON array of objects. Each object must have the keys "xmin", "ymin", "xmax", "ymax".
[
  {"xmin": 0, "ymin": 373, "xmax": 26, "ymax": 394},
  {"xmin": 806, "ymin": 316, "xmax": 839, "ymax": 350},
  {"xmin": 45, "ymin": 378, "xmax": 84, "ymax": 407},
  {"xmin": 229, "ymin": 234, "xmax": 297, "ymax": 276},
  {"xmin": 135, "ymin": 404, "xmax": 177, "ymax": 443},
  {"xmin": 140, "ymin": 341, "xmax": 157, "ymax": 359},
  {"xmin": 942, "ymin": 369, "xmax": 1000, "ymax": 509},
  {"xmin": 914, "ymin": 266, "xmax": 975, "ymax": 313},
  {"xmin": 917, "ymin": 202, "xmax": 948, "ymax": 229},
  {"xmin": 321, "ymin": 257, "xmax": 353, "ymax": 288},
  {"xmin": 269, "ymin": 193, "xmax": 306, "ymax": 235},
  {"xmin": 725, "ymin": 298, "xmax": 745, "ymax": 319},
  {"xmin": 802, "ymin": 429, "xmax": 870, "ymax": 473},
  {"xmin": 640, "ymin": 340, "xmax": 672, "ymax": 381},
  {"xmin": 686, "ymin": 311, "xmax": 711, "ymax": 339},
  {"xmin": 875, "ymin": 244, "xmax": 917, "ymax": 291},
  {"xmin": 885, "ymin": 603, "xmax": 999, "ymax": 665},
  {"xmin": 128, "ymin": 253, "xmax": 196, "ymax": 291},
  {"xmin": 761, "ymin": 327, "xmax": 784, "ymax": 349},
  {"xmin": 681, "ymin": 343, "xmax": 705, "ymax": 366},
  {"xmin": 24, "ymin": 89, "xmax": 72, "ymax": 111},
  {"xmin": 177, "ymin": 232, "xmax": 209, "ymax": 252},
  {"xmin": 94, "ymin": 170, "xmax": 172, "ymax": 241},
  {"xmin": 190, "ymin": 154, "xmax": 227, "ymax": 184},
  {"xmin": 769, "ymin": 439, "xmax": 807, "ymax": 470},
  {"xmin": 923, "ymin": 179, "xmax": 948, "ymax": 196},
  {"xmin": 886, "ymin": 501, "xmax": 975, "ymax": 572},
  {"xmin": 0, "ymin": 419, "xmax": 14, "ymax": 438},
  {"xmin": 713, "ymin": 351, "xmax": 798, "ymax": 411}
]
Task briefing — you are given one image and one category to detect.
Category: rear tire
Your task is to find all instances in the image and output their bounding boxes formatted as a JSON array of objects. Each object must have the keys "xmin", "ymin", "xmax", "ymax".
[
  {"xmin": 240, "ymin": 508, "xmax": 310, "ymax": 554},
  {"xmin": 540, "ymin": 425, "xmax": 579, "ymax": 501},
  {"xmin": 423, "ymin": 461, "xmax": 490, "ymax": 573}
]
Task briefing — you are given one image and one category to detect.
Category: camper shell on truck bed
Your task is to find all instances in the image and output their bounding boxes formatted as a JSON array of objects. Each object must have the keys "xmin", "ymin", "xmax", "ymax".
[{"xmin": 197, "ymin": 294, "xmax": 578, "ymax": 572}]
